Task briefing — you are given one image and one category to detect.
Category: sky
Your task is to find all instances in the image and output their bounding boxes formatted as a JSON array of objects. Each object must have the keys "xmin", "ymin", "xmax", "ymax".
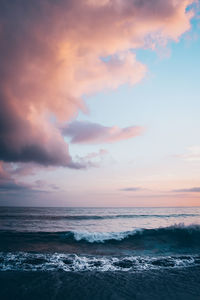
[{"xmin": 0, "ymin": 0, "xmax": 200, "ymax": 207}]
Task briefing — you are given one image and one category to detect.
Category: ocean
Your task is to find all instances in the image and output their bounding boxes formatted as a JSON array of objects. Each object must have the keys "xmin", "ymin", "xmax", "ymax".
[{"xmin": 0, "ymin": 206, "xmax": 200, "ymax": 299}]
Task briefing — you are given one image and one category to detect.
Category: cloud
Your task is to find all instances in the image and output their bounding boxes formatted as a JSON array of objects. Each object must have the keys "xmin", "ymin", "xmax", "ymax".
[
  {"xmin": 34, "ymin": 179, "xmax": 60, "ymax": 190},
  {"xmin": 173, "ymin": 187, "xmax": 200, "ymax": 193},
  {"xmin": 0, "ymin": 162, "xmax": 33, "ymax": 193},
  {"xmin": 0, "ymin": 0, "xmax": 195, "ymax": 167},
  {"xmin": 83, "ymin": 149, "xmax": 108, "ymax": 159},
  {"xmin": 0, "ymin": 162, "xmax": 61, "ymax": 196},
  {"xmin": 3, "ymin": 163, "xmax": 38, "ymax": 177},
  {"xmin": 120, "ymin": 187, "xmax": 144, "ymax": 192},
  {"xmin": 0, "ymin": 182, "xmax": 31, "ymax": 192},
  {"xmin": 62, "ymin": 121, "xmax": 143, "ymax": 144},
  {"xmin": 177, "ymin": 146, "xmax": 200, "ymax": 162},
  {"xmin": 0, "ymin": 162, "xmax": 50, "ymax": 194},
  {"xmin": 0, "ymin": 162, "xmax": 9, "ymax": 181},
  {"xmin": 75, "ymin": 149, "xmax": 109, "ymax": 168}
]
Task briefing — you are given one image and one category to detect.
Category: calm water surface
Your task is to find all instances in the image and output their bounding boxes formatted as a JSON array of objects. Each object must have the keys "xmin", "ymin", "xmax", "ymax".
[{"xmin": 0, "ymin": 206, "xmax": 200, "ymax": 232}]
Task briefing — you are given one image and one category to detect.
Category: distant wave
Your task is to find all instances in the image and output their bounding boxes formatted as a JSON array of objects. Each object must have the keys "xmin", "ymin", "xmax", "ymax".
[
  {"xmin": 0, "ymin": 213, "xmax": 199, "ymax": 221},
  {"xmin": 0, "ymin": 252, "xmax": 199, "ymax": 272}
]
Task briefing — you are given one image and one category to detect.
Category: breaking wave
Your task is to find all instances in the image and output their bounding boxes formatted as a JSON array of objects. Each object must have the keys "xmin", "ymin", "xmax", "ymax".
[
  {"xmin": 0, "ymin": 252, "xmax": 199, "ymax": 272},
  {"xmin": 64, "ymin": 224, "xmax": 200, "ymax": 246},
  {"xmin": 1, "ymin": 224, "xmax": 200, "ymax": 250}
]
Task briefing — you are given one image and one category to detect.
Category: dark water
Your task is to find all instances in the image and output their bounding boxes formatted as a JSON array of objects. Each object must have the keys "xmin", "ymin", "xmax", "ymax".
[{"xmin": 0, "ymin": 206, "xmax": 200, "ymax": 299}]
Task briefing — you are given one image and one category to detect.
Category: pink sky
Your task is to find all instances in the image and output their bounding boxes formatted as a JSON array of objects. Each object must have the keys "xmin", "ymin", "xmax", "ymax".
[{"xmin": 0, "ymin": 0, "xmax": 200, "ymax": 206}]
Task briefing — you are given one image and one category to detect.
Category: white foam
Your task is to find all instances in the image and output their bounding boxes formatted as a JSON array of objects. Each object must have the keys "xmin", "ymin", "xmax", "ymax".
[
  {"xmin": 0, "ymin": 252, "xmax": 199, "ymax": 272},
  {"xmin": 72, "ymin": 229, "xmax": 141, "ymax": 243}
]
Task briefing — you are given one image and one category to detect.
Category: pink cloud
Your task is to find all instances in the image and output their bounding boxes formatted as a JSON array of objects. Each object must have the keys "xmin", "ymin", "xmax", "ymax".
[
  {"xmin": 0, "ymin": 162, "xmax": 58, "ymax": 194},
  {"xmin": 74, "ymin": 149, "xmax": 109, "ymax": 168},
  {"xmin": 0, "ymin": 162, "xmax": 32, "ymax": 193},
  {"xmin": 0, "ymin": 0, "xmax": 196, "ymax": 167},
  {"xmin": 62, "ymin": 121, "xmax": 143, "ymax": 143}
]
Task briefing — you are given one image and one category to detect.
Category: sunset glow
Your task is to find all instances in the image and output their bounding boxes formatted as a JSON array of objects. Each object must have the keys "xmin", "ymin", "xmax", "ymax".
[{"xmin": 0, "ymin": 0, "xmax": 200, "ymax": 206}]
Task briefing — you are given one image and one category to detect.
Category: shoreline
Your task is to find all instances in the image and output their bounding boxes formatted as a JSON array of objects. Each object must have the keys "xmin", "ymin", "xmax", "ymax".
[{"xmin": 0, "ymin": 266, "xmax": 200, "ymax": 300}]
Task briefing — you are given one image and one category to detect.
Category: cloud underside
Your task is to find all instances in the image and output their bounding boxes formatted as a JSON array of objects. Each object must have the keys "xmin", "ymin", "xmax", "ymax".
[
  {"xmin": 62, "ymin": 121, "xmax": 143, "ymax": 143},
  {"xmin": 120, "ymin": 187, "xmax": 144, "ymax": 192},
  {"xmin": 0, "ymin": 0, "xmax": 195, "ymax": 167},
  {"xmin": 120, "ymin": 186, "xmax": 200, "ymax": 194},
  {"xmin": 0, "ymin": 162, "xmax": 33, "ymax": 194},
  {"xmin": 0, "ymin": 162, "xmax": 59, "ymax": 194},
  {"xmin": 173, "ymin": 187, "xmax": 200, "ymax": 193}
]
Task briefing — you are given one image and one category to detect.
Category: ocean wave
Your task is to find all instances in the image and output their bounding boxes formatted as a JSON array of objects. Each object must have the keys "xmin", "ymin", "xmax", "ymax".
[
  {"xmin": 0, "ymin": 252, "xmax": 199, "ymax": 272},
  {"xmin": 66, "ymin": 224, "xmax": 200, "ymax": 243},
  {"xmin": 1, "ymin": 224, "xmax": 200, "ymax": 244},
  {"xmin": 0, "ymin": 213, "xmax": 198, "ymax": 221},
  {"xmin": 71, "ymin": 230, "xmax": 139, "ymax": 243}
]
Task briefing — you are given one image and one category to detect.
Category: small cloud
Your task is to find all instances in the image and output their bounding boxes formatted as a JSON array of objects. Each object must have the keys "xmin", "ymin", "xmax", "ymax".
[
  {"xmin": 48, "ymin": 184, "xmax": 60, "ymax": 190},
  {"xmin": 75, "ymin": 149, "xmax": 109, "ymax": 168},
  {"xmin": 34, "ymin": 180, "xmax": 60, "ymax": 190},
  {"xmin": 80, "ymin": 149, "xmax": 108, "ymax": 160},
  {"xmin": 61, "ymin": 121, "xmax": 144, "ymax": 144},
  {"xmin": 120, "ymin": 187, "xmax": 144, "ymax": 192},
  {"xmin": 177, "ymin": 146, "xmax": 200, "ymax": 162},
  {"xmin": 173, "ymin": 187, "xmax": 200, "ymax": 193}
]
